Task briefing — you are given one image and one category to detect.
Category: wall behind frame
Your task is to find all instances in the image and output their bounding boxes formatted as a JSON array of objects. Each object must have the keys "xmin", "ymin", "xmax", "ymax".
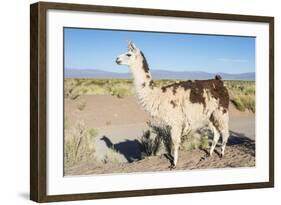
[{"xmin": 0, "ymin": 0, "xmax": 279, "ymax": 205}]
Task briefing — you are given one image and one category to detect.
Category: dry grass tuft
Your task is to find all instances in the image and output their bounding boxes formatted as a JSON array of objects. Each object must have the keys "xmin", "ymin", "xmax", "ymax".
[
  {"xmin": 140, "ymin": 121, "xmax": 171, "ymax": 157},
  {"xmin": 225, "ymin": 81, "xmax": 255, "ymax": 112},
  {"xmin": 102, "ymin": 148, "xmax": 127, "ymax": 164},
  {"xmin": 64, "ymin": 121, "xmax": 98, "ymax": 167},
  {"xmin": 140, "ymin": 121, "xmax": 211, "ymax": 156},
  {"xmin": 180, "ymin": 129, "xmax": 210, "ymax": 151},
  {"xmin": 64, "ymin": 79, "xmax": 133, "ymax": 99}
]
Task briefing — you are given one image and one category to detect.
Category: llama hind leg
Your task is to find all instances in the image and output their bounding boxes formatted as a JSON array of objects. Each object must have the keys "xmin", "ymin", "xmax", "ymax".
[
  {"xmin": 210, "ymin": 111, "xmax": 229, "ymax": 157},
  {"xmin": 221, "ymin": 127, "xmax": 229, "ymax": 157},
  {"xmin": 209, "ymin": 123, "xmax": 220, "ymax": 156}
]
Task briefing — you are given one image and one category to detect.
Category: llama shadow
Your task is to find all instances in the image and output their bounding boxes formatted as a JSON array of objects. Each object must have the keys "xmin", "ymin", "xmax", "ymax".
[
  {"xmin": 228, "ymin": 131, "xmax": 255, "ymax": 146},
  {"xmin": 227, "ymin": 130, "xmax": 255, "ymax": 156},
  {"xmin": 100, "ymin": 136, "xmax": 143, "ymax": 163},
  {"xmin": 201, "ymin": 130, "xmax": 255, "ymax": 157}
]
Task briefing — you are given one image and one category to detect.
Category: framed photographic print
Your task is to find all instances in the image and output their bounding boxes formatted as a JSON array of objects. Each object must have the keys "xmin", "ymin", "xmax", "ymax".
[{"xmin": 30, "ymin": 1, "xmax": 274, "ymax": 202}]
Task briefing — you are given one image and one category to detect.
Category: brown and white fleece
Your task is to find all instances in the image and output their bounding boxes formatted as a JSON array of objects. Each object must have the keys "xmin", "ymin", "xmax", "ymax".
[{"xmin": 116, "ymin": 42, "xmax": 230, "ymax": 168}]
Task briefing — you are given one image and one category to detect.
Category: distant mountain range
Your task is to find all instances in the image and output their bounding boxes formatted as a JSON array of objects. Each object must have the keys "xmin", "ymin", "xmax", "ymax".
[{"xmin": 65, "ymin": 68, "xmax": 255, "ymax": 80}]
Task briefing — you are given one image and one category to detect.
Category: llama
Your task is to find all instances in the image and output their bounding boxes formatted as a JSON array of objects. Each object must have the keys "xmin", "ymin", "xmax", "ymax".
[{"xmin": 116, "ymin": 41, "xmax": 230, "ymax": 168}]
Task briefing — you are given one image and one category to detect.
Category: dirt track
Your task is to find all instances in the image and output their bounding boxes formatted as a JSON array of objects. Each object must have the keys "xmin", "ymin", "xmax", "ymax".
[{"xmin": 64, "ymin": 95, "xmax": 255, "ymax": 176}]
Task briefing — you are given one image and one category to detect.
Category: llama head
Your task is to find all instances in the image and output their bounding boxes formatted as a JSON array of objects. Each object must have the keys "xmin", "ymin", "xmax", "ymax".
[{"xmin": 116, "ymin": 41, "xmax": 141, "ymax": 66}]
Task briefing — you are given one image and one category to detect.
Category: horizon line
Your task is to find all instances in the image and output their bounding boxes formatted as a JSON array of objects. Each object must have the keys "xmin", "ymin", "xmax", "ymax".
[{"xmin": 65, "ymin": 67, "xmax": 255, "ymax": 75}]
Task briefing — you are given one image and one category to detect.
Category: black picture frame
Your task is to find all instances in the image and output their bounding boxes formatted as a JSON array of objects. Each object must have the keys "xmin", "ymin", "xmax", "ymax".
[{"xmin": 30, "ymin": 1, "xmax": 274, "ymax": 202}]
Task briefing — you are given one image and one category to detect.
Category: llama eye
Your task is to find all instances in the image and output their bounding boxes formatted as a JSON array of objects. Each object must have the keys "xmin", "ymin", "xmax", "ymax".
[{"xmin": 126, "ymin": 54, "xmax": 131, "ymax": 57}]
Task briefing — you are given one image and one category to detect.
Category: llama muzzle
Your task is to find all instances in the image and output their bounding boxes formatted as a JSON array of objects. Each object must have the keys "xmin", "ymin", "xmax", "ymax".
[{"xmin": 116, "ymin": 58, "xmax": 121, "ymax": 64}]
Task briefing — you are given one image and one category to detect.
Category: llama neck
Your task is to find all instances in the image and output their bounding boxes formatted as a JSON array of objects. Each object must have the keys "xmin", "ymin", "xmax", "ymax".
[
  {"xmin": 129, "ymin": 54, "xmax": 158, "ymax": 111},
  {"xmin": 130, "ymin": 63, "xmax": 154, "ymax": 98}
]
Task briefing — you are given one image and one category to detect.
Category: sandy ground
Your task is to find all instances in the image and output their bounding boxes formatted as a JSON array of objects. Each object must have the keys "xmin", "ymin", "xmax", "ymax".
[{"xmin": 64, "ymin": 95, "xmax": 255, "ymax": 175}]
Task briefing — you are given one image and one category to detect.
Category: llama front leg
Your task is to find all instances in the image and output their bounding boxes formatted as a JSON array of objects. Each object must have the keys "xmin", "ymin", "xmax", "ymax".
[{"xmin": 170, "ymin": 127, "xmax": 182, "ymax": 169}]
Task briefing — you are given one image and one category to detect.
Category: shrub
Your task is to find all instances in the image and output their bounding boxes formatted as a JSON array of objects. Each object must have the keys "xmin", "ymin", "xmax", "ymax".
[
  {"xmin": 64, "ymin": 121, "xmax": 98, "ymax": 167},
  {"xmin": 64, "ymin": 79, "xmax": 133, "ymax": 98},
  {"xmin": 231, "ymin": 98, "xmax": 246, "ymax": 112},
  {"xmin": 141, "ymin": 130, "xmax": 161, "ymax": 156},
  {"xmin": 102, "ymin": 148, "xmax": 127, "ymax": 164},
  {"xmin": 200, "ymin": 135, "xmax": 209, "ymax": 149},
  {"xmin": 109, "ymin": 85, "xmax": 132, "ymax": 98},
  {"xmin": 140, "ymin": 122, "xmax": 171, "ymax": 156},
  {"xmin": 141, "ymin": 121, "xmax": 212, "ymax": 156},
  {"xmin": 226, "ymin": 81, "xmax": 255, "ymax": 112}
]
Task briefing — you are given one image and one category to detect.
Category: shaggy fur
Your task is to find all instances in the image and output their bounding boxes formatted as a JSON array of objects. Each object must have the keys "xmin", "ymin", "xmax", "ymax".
[
  {"xmin": 161, "ymin": 79, "xmax": 229, "ymax": 112},
  {"xmin": 116, "ymin": 42, "xmax": 230, "ymax": 168}
]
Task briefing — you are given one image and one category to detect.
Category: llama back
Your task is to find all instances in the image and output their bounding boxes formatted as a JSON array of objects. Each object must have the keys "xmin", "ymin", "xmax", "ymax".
[{"xmin": 160, "ymin": 75, "xmax": 229, "ymax": 113}]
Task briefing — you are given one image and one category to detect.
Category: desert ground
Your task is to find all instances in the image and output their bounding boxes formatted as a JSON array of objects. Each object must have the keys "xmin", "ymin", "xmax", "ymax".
[{"xmin": 64, "ymin": 92, "xmax": 255, "ymax": 176}]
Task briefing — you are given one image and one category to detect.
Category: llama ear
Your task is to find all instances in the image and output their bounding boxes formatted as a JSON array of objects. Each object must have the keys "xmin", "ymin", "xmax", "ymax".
[{"xmin": 128, "ymin": 41, "xmax": 137, "ymax": 52}]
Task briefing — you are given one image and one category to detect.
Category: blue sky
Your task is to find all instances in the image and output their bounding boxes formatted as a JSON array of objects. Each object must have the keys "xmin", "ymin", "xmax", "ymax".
[{"xmin": 64, "ymin": 28, "xmax": 255, "ymax": 74}]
